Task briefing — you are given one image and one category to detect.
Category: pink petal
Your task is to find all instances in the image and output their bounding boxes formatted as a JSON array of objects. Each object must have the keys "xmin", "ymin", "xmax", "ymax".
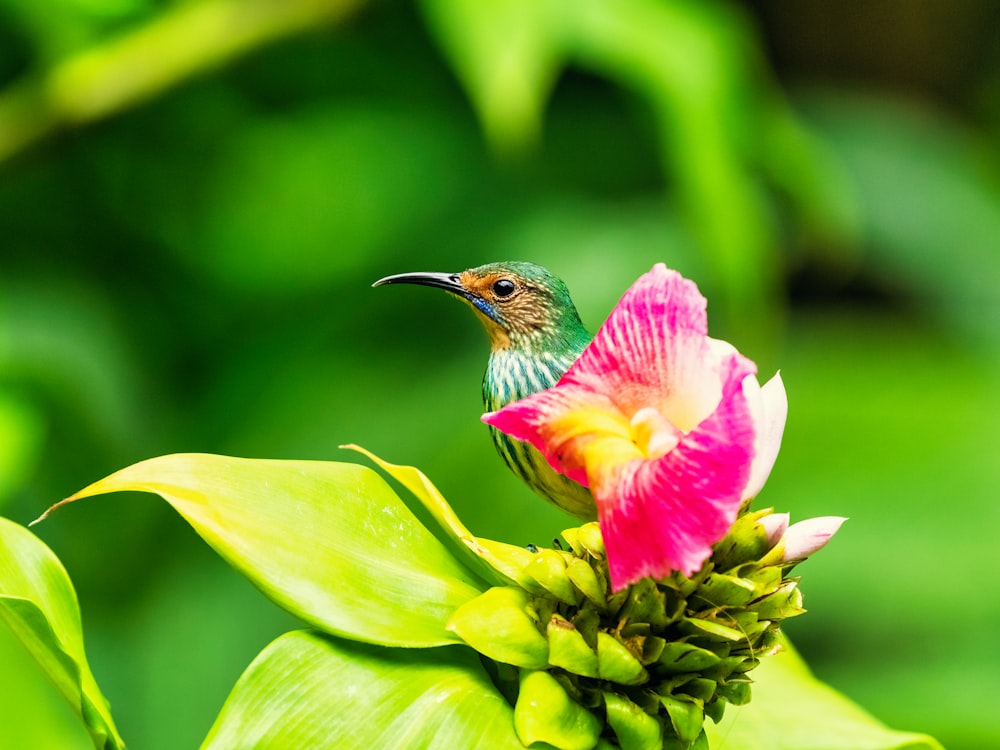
[
  {"xmin": 483, "ymin": 386, "xmax": 621, "ymax": 487},
  {"xmin": 742, "ymin": 372, "xmax": 788, "ymax": 500},
  {"xmin": 561, "ymin": 264, "xmax": 724, "ymax": 432},
  {"xmin": 596, "ymin": 350, "xmax": 757, "ymax": 590}
]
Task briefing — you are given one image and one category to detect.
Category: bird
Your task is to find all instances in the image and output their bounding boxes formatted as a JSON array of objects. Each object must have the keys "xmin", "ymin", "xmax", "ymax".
[{"xmin": 373, "ymin": 261, "xmax": 596, "ymax": 520}]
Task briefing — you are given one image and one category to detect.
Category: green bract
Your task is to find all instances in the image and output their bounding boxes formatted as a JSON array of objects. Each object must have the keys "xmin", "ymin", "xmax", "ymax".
[
  {"xmin": 433, "ymin": 501, "xmax": 834, "ymax": 748},
  {"xmin": 1, "ymin": 451, "xmax": 944, "ymax": 749}
]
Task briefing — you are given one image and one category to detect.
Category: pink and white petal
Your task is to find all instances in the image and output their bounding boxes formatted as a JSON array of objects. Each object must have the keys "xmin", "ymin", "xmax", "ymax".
[
  {"xmin": 742, "ymin": 372, "xmax": 788, "ymax": 500},
  {"xmin": 561, "ymin": 265, "xmax": 723, "ymax": 432},
  {"xmin": 595, "ymin": 351, "xmax": 757, "ymax": 590},
  {"xmin": 781, "ymin": 516, "xmax": 846, "ymax": 561},
  {"xmin": 758, "ymin": 512, "xmax": 790, "ymax": 547},
  {"xmin": 483, "ymin": 386, "xmax": 626, "ymax": 487}
]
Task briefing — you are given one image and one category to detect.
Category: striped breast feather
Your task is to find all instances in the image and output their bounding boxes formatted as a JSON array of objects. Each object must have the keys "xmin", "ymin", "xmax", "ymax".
[
  {"xmin": 483, "ymin": 349, "xmax": 576, "ymax": 410},
  {"xmin": 482, "ymin": 347, "xmax": 596, "ymax": 519},
  {"xmin": 489, "ymin": 421, "xmax": 596, "ymax": 519}
]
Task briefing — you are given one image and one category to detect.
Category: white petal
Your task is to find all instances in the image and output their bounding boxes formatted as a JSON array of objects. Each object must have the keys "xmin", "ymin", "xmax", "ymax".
[
  {"xmin": 742, "ymin": 372, "xmax": 788, "ymax": 500},
  {"xmin": 782, "ymin": 516, "xmax": 847, "ymax": 561}
]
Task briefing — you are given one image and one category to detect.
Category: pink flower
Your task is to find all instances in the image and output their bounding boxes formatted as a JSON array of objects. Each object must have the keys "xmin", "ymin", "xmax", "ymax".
[{"xmin": 483, "ymin": 264, "xmax": 786, "ymax": 591}]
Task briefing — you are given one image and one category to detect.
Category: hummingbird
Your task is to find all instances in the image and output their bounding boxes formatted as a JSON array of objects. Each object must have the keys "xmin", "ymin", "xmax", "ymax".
[{"xmin": 374, "ymin": 262, "xmax": 596, "ymax": 519}]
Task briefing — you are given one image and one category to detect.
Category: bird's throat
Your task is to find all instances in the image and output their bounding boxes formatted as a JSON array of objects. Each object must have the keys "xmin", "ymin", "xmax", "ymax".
[{"xmin": 471, "ymin": 307, "xmax": 512, "ymax": 350}]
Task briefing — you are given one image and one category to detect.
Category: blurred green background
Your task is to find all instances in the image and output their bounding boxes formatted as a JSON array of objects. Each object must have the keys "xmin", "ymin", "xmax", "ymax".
[{"xmin": 1, "ymin": 0, "xmax": 998, "ymax": 748}]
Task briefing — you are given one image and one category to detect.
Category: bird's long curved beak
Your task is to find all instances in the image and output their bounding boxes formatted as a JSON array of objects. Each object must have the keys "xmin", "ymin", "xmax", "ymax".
[{"xmin": 372, "ymin": 271, "xmax": 466, "ymax": 296}]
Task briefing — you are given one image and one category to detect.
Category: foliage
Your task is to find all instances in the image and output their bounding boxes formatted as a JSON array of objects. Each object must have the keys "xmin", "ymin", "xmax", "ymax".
[
  {"xmin": 1, "ymin": 0, "xmax": 998, "ymax": 747},
  {"xmin": 0, "ymin": 518, "xmax": 122, "ymax": 749},
  {"xmin": 3, "ymin": 454, "xmax": 942, "ymax": 748}
]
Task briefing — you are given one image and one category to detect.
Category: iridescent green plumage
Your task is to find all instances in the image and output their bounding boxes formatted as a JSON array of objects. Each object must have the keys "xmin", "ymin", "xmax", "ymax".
[{"xmin": 374, "ymin": 262, "xmax": 596, "ymax": 519}]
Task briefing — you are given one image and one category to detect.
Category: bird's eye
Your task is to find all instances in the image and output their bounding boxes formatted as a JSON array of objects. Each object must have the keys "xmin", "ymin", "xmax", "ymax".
[{"xmin": 493, "ymin": 279, "xmax": 516, "ymax": 298}]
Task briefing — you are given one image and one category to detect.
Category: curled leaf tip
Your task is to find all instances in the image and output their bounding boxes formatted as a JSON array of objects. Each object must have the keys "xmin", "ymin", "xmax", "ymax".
[{"xmin": 29, "ymin": 496, "xmax": 76, "ymax": 526}]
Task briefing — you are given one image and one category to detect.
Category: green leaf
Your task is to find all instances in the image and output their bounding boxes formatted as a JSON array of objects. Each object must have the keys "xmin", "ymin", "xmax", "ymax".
[
  {"xmin": 421, "ymin": 0, "xmax": 563, "ymax": 154},
  {"xmin": 0, "ymin": 517, "xmax": 124, "ymax": 750},
  {"xmin": 342, "ymin": 444, "xmax": 472, "ymax": 545},
  {"xmin": 0, "ymin": 0, "xmax": 367, "ymax": 165},
  {"xmin": 202, "ymin": 630, "xmax": 524, "ymax": 749},
  {"xmin": 0, "ymin": 624, "xmax": 92, "ymax": 749},
  {"xmin": 37, "ymin": 453, "xmax": 487, "ymax": 647},
  {"xmin": 343, "ymin": 445, "xmax": 545, "ymax": 590},
  {"xmin": 561, "ymin": 0, "xmax": 780, "ymax": 333},
  {"xmin": 705, "ymin": 638, "xmax": 944, "ymax": 750},
  {"xmin": 343, "ymin": 444, "xmax": 509, "ymax": 583}
]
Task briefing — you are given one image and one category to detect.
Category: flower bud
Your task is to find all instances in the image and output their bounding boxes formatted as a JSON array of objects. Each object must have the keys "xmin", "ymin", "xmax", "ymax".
[
  {"xmin": 449, "ymin": 511, "xmax": 836, "ymax": 748},
  {"xmin": 680, "ymin": 615, "xmax": 743, "ymax": 643},
  {"xmin": 446, "ymin": 586, "xmax": 548, "ymax": 668},
  {"xmin": 526, "ymin": 549, "xmax": 582, "ymax": 605},
  {"xmin": 781, "ymin": 516, "xmax": 846, "ymax": 561},
  {"xmin": 617, "ymin": 577, "xmax": 669, "ymax": 628},
  {"xmin": 574, "ymin": 522, "xmax": 605, "ymax": 558},
  {"xmin": 657, "ymin": 641, "xmax": 721, "ymax": 673},
  {"xmin": 514, "ymin": 670, "xmax": 603, "ymax": 750},
  {"xmin": 743, "ymin": 565, "xmax": 783, "ymax": 598},
  {"xmin": 758, "ymin": 512, "xmax": 789, "ymax": 546},
  {"xmin": 566, "ymin": 557, "xmax": 607, "ymax": 608},
  {"xmin": 547, "ymin": 614, "xmax": 599, "ymax": 677},
  {"xmin": 604, "ymin": 692, "xmax": 662, "ymax": 750},
  {"xmin": 597, "ymin": 632, "xmax": 648, "ymax": 685},
  {"xmin": 658, "ymin": 694, "xmax": 704, "ymax": 745},
  {"xmin": 560, "ymin": 526, "xmax": 585, "ymax": 556},
  {"xmin": 696, "ymin": 572, "xmax": 756, "ymax": 608},
  {"xmin": 471, "ymin": 538, "xmax": 548, "ymax": 594},
  {"xmin": 716, "ymin": 678, "xmax": 752, "ymax": 706},
  {"xmin": 729, "ymin": 610, "xmax": 768, "ymax": 643},
  {"xmin": 710, "ymin": 508, "xmax": 773, "ymax": 570},
  {"xmin": 678, "ymin": 677, "xmax": 716, "ymax": 703}
]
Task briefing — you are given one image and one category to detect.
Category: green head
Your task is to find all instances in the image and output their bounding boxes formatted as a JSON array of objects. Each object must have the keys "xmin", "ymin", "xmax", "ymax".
[{"xmin": 374, "ymin": 261, "xmax": 589, "ymax": 354}]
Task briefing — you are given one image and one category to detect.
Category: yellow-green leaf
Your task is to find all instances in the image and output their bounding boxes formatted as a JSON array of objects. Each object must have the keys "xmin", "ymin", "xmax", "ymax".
[
  {"xmin": 421, "ymin": 0, "xmax": 562, "ymax": 154},
  {"xmin": 343, "ymin": 444, "xmax": 533, "ymax": 588},
  {"xmin": 203, "ymin": 630, "xmax": 524, "ymax": 749},
  {"xmin": 0, "ymin": 517, "xmax": 124, "ymax": 750},
  {"xmin": 705, "ymin": 638, "xmax": 944, "ymax": 750},
  {"xmin": 37, "ymin": 454, "xmax": 486, "ymax": 647}
]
